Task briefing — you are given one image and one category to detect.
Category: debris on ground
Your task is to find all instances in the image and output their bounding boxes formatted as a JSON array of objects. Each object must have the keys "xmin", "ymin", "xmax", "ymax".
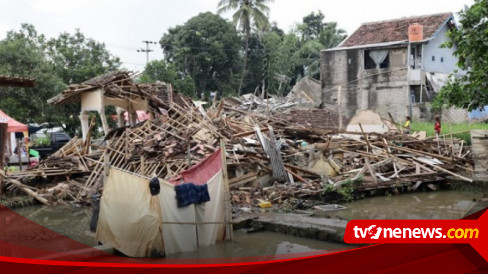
[{"xmin": 0, "ymin": 72, "xmax": 475, "ymax": 210}]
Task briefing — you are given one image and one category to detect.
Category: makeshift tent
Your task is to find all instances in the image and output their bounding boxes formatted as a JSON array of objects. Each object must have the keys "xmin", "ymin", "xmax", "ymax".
[
  {"xmin": 0, "ymin": 109, "xmax": 27, "ymax": 133},
  {"xmin": 96, "ymin": 148, "xmax": 226, "ymax": 257},
  {"xmin": 0, "ymin": 109, "xmax": 28, "ymax": 160}
]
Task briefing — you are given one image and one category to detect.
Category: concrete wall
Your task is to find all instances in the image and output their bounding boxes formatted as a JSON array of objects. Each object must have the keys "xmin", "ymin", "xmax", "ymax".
[
  {"xmin": 321, "ymin": 47, "xmax": 410, "ymax": 121},
  {"xmin": 442, "ymin": 106, "xmax": 469, "ymax": 123},
  {"xmin": 321, "ymin": 44, "xmax": 471, "ymax": 123},
  {"xmin": 423, "ymin": 24, "xmax": 460, "ymax": 74}
]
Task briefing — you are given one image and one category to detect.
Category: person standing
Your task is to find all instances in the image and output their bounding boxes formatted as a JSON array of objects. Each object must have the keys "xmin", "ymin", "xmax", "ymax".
[
  {"xmin": 403, "ymin": 116, "xmax": 411, "ymax": 134},
  {"xmin": 434, "ymin": 115, "xmax": 441, "ymax": 140}
]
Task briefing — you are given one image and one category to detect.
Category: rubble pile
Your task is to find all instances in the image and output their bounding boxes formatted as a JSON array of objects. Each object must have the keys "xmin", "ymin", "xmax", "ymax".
[{"xmin": 0, "ymin": 72, "xmax": 475, "ymax": 209}]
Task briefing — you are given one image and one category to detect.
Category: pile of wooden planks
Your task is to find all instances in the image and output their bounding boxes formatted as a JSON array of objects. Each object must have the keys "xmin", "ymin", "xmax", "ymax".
[{"xmin": 0, "ymin": 80, "xmax": 476, "ymax": 208}]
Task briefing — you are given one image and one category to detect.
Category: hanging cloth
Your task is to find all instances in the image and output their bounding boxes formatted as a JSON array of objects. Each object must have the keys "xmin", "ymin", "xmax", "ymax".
[{"xmin": 369, "ymin": 50, "xmax": 389, "ymax": 68}]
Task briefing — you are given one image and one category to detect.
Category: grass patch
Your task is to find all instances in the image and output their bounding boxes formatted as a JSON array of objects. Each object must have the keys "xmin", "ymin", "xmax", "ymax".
[{"xmin": 410, "ymin": 122, "xmax": 488, "ymax": 144}]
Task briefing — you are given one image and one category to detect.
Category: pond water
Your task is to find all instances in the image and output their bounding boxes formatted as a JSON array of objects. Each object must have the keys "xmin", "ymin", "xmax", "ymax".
[
  {"xmin": 11, "ymin": 205, "xmax": 349, "ymax": 258},
  {"xmin": 9, "ymin": 189, "xmax": 483, "ymax": 259},
  {"xmin": 332, "ymin": 189, "xmax": 483, "ymax": 220}
]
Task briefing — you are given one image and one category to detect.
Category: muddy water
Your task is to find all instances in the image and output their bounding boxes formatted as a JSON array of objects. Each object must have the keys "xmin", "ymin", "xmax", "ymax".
[
  {"xmin": 164, "ymin": 230, "xmax": 348, "ymax": 259},
  {"xmin": 11, "ymin": 205, "xmax": 348, "ymax": 258},
  {"xmin": 10, "ymin": 189, "xmax": 482, "ymax": 258},
  {"xmin": 13, "ymin": 205, "xmax": 98, "ymax": 246},
  {"xmin": 332, "ymin": 190, "xmax": 483, "ymax": 221}
]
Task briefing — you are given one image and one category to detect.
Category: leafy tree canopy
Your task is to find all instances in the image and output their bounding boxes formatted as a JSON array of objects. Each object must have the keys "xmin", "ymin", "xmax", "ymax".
[
  {"xmin": 159, "ymin": 12, "xmax": 241, "ymax": 97},
  {"xmin": 434, "ymin": 0, "xmax": 488, "ymax": 111},
  {"xmin": 139, "ymin": 60, "xmax": 196, "ymax": 97},
  {"xmin": 45, "ymin": 29, "xmax": 121, "ymax": 84},
  {"xmin": 0, "ymin": 24, "xmax": 121, "ymax": 136},
  {"xmin": 293, "ymin": 11, "xmax": 347, "ymax": 79},
  {"xmin": 217, "ymin": 0, "xmax": 273, "ymax": 95},
  {"xmin": 0, "ymin": 24, "xmax": 65, "ymax": 125}
]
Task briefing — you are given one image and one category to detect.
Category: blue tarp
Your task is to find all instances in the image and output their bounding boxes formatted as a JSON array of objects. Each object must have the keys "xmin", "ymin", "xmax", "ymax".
[{"xmin": 469, "ymin": 106, "xmax": 488, "ymax": 120}]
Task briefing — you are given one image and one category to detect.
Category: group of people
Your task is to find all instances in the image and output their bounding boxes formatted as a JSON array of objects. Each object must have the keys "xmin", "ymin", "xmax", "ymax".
[{"xmin": 403, "ymin": 115, "xmax": 441, "ymax": 140}]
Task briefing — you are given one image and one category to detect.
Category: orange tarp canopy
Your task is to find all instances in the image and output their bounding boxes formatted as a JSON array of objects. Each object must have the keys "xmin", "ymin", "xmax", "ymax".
[{"xmin": 0, "ymin": 109, "xmax": 27, "ymax": 133}]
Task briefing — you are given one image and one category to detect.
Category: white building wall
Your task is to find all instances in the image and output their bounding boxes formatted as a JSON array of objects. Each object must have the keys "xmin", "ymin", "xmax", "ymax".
[{"xmin": 422, "ymin": 24, "xmax": 462, "ymax": 74}]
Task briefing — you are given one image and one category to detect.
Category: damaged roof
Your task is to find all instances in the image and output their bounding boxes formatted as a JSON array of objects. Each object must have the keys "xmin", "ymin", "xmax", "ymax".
[
  {"xmin": 0, "ymin": 75, "xmax": 36, "ymax": 87},
  {"xmin": 275, "ymin": 108, "xmax": 348, "ymax": 131},
  {"xmin": 340, "ymin": 12, "xmax": 452, "ymax": 48},
  {"xmin": 47, "ymin": 70, "xmax": 193, "ymax": 110}
]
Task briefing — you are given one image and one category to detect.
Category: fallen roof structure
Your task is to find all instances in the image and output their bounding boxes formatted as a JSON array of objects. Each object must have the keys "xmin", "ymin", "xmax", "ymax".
[
  {"xmin": 48, "ymin": 71, "xmax": 194, "ymax": 140},
  {"xmin": 0, "ymin": 75, "xmax": 36, "ymax": 88}
]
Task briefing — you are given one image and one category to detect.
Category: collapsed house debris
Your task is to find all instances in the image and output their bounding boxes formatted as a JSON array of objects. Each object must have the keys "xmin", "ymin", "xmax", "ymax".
[{"xmin": 0, "ymin": 71, "xmax": 476, "ymax": 212}]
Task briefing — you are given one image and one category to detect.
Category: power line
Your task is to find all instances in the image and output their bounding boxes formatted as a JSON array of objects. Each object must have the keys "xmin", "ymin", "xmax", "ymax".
[{"xmin": 137, "ymin": 40, "xmax": 157, "ymax": 66}]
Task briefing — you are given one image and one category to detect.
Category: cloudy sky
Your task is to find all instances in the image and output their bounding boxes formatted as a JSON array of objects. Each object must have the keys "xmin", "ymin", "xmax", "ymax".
[{"xmin": 0, "ymin": 0, "xmax": 475, "ymax": 72}]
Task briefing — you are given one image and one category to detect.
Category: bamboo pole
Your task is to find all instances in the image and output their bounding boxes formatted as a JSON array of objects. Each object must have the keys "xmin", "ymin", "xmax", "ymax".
[
  {"xmin": 413, "ymin": 157, "xmax": 473, "ymax": 183},
  {"xmin": 4, "ymin": 176, "xmax": 50, "ymax": 205},
  {"xmin": 220, "ymin": 139, "xmax": 233, "ymax": 241},
  {"xmin": 17, "ymin": 138, "xmax": 22, "ymax": 171},
  {"xmin": 358, "ymin": 123, "xmax": 371, "ymax": 153}
]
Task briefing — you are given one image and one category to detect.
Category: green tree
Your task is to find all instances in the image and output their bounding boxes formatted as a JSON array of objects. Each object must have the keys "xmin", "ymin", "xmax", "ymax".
[
  {"xmin": 0, "ymin": 24, "xmax": 66, "ymax": 125},
  {"xmin": 139, "ymin": 60, "xmax": 196, "ymax": 96},
  {"xmin": 302, "ymin": 11, "xmax": 326, "ymax": 41},
  {"xmin": 45, "ymin": 29, "xmax": 121, "ymax": 135},
  {"xmin": 434, "ymin": 0, "xmax": 488, "ymax": 111},
  {"xmin": 320, "ymin": 22, "xmax": 347, "ymax": 49},
  {"xmin": 0, "ymin": 24, "xmax": 122, "ymax": 136},
  {"xmin": 160, "ymin": 12, "xmax": 241, "ymax": 97},
  {"xmin": 293, "ymin": 40, "xmax": 324, "ymax": 79},
  {"xmin": 46, "ymin": 29, "xmax": 121, "ymax": 84},
  {"xmin": 294, "ymin": 11, "xmax": 346, "ymax": 79},
  {"xmin": 139, "ymin": 60, "xmax": 178, "ymax": 83},
  {"xmin": 217, "ymin": 0, "xmax": 273, "ymax": 95},
  {"xmin": 260, "ymin": 31, "xmax": 299, "ymax": 95}
]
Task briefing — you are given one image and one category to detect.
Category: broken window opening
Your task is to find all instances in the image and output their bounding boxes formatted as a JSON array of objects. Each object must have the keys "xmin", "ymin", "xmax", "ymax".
[
  {"xmin": 410, "ymin": 85, "xmax": 431, "ymax": 104},
  {"xmin": 410, "ymin": 44, "xmax": 422, "ymax": 69},
  {"xmin": 364, "ymin": 50, "xmax": 390, "ymax": 69}
]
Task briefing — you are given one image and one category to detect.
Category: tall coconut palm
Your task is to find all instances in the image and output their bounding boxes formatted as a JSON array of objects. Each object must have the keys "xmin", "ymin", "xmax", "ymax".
[{"xmin": 218, "ymin": 0, "xmax": 273, "ymax": 96}]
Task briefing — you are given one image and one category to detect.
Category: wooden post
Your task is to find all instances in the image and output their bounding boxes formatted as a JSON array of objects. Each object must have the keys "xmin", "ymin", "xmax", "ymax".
[
  {"xmin": 388, "ymin": 112, "xmax": 402, "ymax": 134},
  {"xmin": 16, "ymin": 138, "xmax": 22, "ymax": 171},
  {"xmin": 358, "ymin": 123, "xmax": 372, "ymax": 153},
  {"xmin": 0, "ymin": 123, "xmax": 7, "ymax": 195},
  {"xmin": 220, "ymin": 139, "xmax": 233, "ymax": 241},
  {"xmin": 103, "ymin": 151, "xmax": 110, "ymax": 188},
  {"xmin": 84, "ymin": 115, "xmax": 96, "ymax": 155}
]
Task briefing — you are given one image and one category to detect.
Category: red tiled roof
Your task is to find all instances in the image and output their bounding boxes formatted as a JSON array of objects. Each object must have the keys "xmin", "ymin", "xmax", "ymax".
[{"xmin": 340, "ymin": 13, "xmax": 452, "ymax": 48}]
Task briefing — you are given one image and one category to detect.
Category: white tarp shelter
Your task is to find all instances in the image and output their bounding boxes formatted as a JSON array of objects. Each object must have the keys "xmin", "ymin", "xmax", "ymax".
[{"xmin": 96, "ymin": 149, "xmax": 226, "ymax": 257}]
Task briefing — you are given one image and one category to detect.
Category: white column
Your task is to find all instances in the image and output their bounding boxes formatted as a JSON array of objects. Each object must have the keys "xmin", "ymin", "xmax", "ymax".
[{"xmin": 79, "ymin": 112, "xmax": 90, "ymax": 141}]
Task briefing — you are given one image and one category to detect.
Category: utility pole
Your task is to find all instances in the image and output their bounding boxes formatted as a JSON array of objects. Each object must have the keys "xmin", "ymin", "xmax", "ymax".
[{"xmin": 137, "ymin": 41, "xmax": 157, "ymax": 66}]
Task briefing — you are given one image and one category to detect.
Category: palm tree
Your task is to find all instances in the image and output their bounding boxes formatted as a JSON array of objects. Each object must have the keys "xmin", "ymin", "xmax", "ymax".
[
  {"xmin": 319, "ymin": 22, "xmax": 347, "ymax": 49},
  {"xmin": 218, "ymin": 0, "xmax": 273, "ymax": 96}
]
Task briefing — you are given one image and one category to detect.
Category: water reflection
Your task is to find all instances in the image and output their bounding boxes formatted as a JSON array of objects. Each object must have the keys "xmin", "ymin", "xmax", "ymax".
[
  {"xmin": 11, "ymin": 206, "xmax": 349, "ymax": 258},
  {"xmin": 164, "ymin": 230, "xmax": 348, "ymax": 259},
  {"xmin": 333, "ymin": 190, "xmax": 482, "ymax": 220},
  {"xmin": 13, "ymin": 205, "xmax": 97, "ymax": 246},
  {"xmin": 9, "ymin": 189, "xmax": 481, "ymax": 259}
]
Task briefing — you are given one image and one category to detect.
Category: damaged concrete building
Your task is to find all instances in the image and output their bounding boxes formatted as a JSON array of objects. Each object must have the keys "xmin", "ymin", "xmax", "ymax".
[{"xmin": 321, "ymin": 12, "xmax": 469, "ymax": 123}]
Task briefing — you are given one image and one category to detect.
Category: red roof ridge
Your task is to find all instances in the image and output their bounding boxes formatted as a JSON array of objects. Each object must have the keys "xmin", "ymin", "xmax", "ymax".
[
  {"xmin": 340, "ymin": 12, "xmax": 453, "ymax": 48},
  {"xmin": 359, "ymin": 12, "xmax": 452, "ymax": 27}
]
